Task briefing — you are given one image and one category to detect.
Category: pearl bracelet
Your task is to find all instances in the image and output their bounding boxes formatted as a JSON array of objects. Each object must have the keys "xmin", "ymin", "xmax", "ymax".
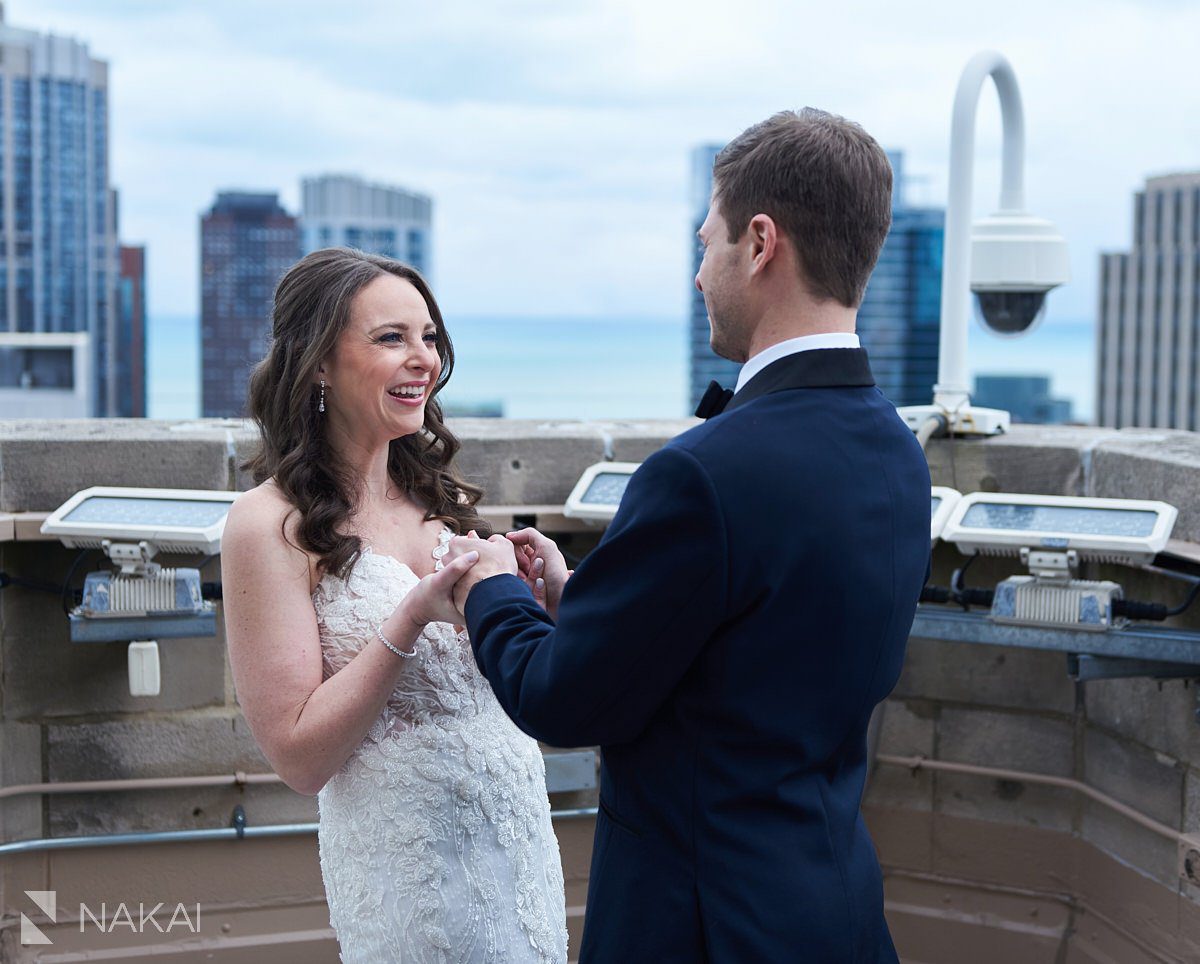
[{"xmin": 375, "ymin": 623, "xmax": 418, "ymax": 659}]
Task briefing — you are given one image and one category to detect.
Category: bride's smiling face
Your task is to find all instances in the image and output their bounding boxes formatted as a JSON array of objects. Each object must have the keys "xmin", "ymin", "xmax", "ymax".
[{"xmin": 319, "ymin": 272, "xmax": 442, "ymax": 441}]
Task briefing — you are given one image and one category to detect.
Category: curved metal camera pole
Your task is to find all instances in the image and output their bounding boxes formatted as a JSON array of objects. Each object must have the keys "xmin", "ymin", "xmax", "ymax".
[
  {"xmin": 900, "ymin": 50, "xmax": 1033, "ymax": 446},
  {"xmin": 933, "ymin": 50, "xmax": 1025, "ymax": 416}
]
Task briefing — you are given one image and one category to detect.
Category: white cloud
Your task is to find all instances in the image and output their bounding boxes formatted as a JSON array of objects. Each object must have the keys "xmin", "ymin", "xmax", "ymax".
[{"xmin": 21, "ymin": 0, "xmax": 1200, "ymax": 330}]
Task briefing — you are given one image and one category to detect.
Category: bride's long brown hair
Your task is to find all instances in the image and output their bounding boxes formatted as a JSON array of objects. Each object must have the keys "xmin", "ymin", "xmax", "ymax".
[{"xmin": 242, "ymin": 248, "xmax": 492, "ymax": 579}]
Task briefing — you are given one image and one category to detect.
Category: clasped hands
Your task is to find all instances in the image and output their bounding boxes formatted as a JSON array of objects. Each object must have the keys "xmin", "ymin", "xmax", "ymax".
[{"xmin": 404, "ymin": 527, "xmax": 572, "ymax": 630}]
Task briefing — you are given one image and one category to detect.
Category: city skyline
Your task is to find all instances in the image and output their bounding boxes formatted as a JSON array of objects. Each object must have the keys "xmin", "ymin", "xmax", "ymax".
[{"xmin": 22, "ymin": 0, "xmax": 1200, "ymax": 330}]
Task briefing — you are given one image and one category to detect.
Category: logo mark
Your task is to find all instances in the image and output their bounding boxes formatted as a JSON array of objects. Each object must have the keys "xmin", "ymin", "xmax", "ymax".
[{"xmin": 21, "ymin": 890, "xmax": 56, "ymax": 945}]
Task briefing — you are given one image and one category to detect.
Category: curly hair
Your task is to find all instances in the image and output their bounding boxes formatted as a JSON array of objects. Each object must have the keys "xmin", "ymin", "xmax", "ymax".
[{"xmin": 242, "ymin": 248, "xmax": 492, "ymax": 579}]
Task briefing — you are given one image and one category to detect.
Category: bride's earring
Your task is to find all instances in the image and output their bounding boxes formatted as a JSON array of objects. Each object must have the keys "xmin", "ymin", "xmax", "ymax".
[{"xmin": 319, "ymin": 379, "xmax": 326, "ymax": 413}]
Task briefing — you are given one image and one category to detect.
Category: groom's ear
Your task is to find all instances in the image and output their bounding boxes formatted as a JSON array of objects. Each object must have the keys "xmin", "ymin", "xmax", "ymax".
[{"xmin": 746, "ymin": 213, "xmax": 778, "ymax": 275}]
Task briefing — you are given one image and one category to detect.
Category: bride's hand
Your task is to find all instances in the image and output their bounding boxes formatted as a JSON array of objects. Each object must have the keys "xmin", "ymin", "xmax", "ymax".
[{"xmin": 398, "ymin": 550, "xmax": 480, "ymax": 630}]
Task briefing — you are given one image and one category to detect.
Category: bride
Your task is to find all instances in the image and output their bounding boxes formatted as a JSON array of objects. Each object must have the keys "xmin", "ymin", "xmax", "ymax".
[{"xmin": 221, "ymin": 248, "xmax": 568, "ymax": 963}]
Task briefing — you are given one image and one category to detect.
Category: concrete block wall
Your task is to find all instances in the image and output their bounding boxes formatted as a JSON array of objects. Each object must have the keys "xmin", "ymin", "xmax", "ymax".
[
  {"xmin": 5, "ymin": 419, "xmax": 1200, "ymax": 958},
  {"xmin": 865, "ymin": 426, "xmax": 1200, "ymax": 959},
  {"xmin": 0, "ymin": 417, "xmax": 689, "ymax": 960},
  {"xmin": 0, "ymin": 417, "xmax": 692, "ymax": 846}
]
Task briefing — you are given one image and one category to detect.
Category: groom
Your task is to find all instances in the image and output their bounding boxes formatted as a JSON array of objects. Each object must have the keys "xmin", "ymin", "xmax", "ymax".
[{"xmin": 444, "ymin": 109, "xmax": 930, "ymax": 962}]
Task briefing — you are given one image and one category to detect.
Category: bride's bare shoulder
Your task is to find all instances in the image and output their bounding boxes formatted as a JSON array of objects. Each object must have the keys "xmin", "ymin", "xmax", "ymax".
[
  {"xmin": 224, "ymin": 480, "xmax": 317, "ymax": 586},
  {"xmin": 228, "ymin": 479, "xmax": 295, "ymax": 534}
]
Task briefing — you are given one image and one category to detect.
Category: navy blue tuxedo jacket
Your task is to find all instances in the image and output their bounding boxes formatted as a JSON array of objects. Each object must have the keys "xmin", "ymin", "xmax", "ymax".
[{"xmin": 465, "ymin": 348, "xmax": 931, "ymax": 963}]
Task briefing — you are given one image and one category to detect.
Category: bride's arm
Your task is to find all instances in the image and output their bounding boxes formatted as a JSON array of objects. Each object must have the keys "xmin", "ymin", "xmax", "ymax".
[{"xmin": 221, "ymin": 488, "xmax": 474, "ymax": 795}]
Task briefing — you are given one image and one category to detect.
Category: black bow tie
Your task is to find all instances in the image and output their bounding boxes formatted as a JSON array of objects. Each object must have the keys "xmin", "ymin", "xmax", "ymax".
[{"xmin": 695, "ymin": 380, "xmax": 733, "ymax": 419}]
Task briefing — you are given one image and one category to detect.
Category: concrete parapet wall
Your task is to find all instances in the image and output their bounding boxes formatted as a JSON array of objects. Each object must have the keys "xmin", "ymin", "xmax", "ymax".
[
  {"xmin": 876, "ymin": 426, "xmax": 1200, "ymax": 957},
  {"xmin": 3, "ymin": 418, "xmax": 1200, "ymax": 959},
  {"xmin": 0, "ymin": 417, "xmax": 695, "ymax": 513}
]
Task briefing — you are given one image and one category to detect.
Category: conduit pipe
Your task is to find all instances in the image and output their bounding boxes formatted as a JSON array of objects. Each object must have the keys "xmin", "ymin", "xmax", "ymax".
[
  {"xmin": 0, "ymin": 807, "xmax": 599, "ymax": 857},
  {"xmin": 875, "ymin": 754, "xmax": 1183, "ymax": 844},
  {"xmin": 915, "ymin": 414, "xmax": 947, "ymax": 451},
  {"xmin": 0, "ymin": 771, "xmax": 282, "ymax": 802}
]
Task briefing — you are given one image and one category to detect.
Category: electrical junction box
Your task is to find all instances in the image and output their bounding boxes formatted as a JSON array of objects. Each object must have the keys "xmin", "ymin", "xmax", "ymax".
[
  {"xmin": 991, "ymin": 576, "xmax": 1124, "ymax": 631},
  {"xmin": 128, "ymin": 641, "xmax": 161, "ymax": 697},
  {"xmin": 70, "ymin": 568, "xmax": 214, "ymax": 643}
]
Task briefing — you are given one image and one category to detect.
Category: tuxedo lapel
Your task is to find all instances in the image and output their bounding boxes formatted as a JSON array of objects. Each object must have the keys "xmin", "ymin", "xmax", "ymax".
[{"xmin": 724, "ymin": 348, "xmax": 875, "ymax": 415}]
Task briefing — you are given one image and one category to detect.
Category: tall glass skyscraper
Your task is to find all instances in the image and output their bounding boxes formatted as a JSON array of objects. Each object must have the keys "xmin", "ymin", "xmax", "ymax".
[
  {"xmin": 1097, "ymin": 172, "xmax": 1200, "ymax": 430},
  {"xmin": 0, "ymin": 9, "xmax": 119, "ymax": 417},
  {"xmin": 200, "ymin": 192, "xmax": 301, "ymax": 418},
  {"xmin": 687, "ymin": 146, "xmax": 943, "ymax": 411},
  {"xmin": 855, "ymin": 152, "xmax": 944, "ymax": 408},
  {"xmin": 687, "ymin": 144, "xmax": 739, "ymax": 412},
  {"xmin": 301, "ymin": 174, "xmax": 432, "ymax": 278}
]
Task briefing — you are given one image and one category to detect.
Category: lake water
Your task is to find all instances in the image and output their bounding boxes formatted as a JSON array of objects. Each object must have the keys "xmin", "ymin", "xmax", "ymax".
[{"xmin": 148, "ymin": 313, "xmax": 1096, "ymax": 422}]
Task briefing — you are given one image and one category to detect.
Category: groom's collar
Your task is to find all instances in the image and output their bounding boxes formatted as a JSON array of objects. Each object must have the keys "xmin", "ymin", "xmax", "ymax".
[
  {"xmin": 734, "ymin": 332, "xmax": 860, "ymax": 393},
  {"xmin": 724, "ymin": 347, "xmax": 875, "ymax": 415}
]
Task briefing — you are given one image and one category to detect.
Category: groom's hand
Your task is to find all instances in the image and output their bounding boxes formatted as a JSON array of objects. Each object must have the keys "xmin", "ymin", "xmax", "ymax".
[
  {"xmin": 447, "ymin": 534, "xmax": 519, "ymax": 612},
  {"xmin": 506, "ymin": 527, "xmax": 572, "ymax": 621}
]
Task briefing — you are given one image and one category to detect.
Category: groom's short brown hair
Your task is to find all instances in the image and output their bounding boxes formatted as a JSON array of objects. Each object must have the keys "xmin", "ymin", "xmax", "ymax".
[{"xmin": 712, "ymin": 108, "xmax": 893, "ymax": 308}]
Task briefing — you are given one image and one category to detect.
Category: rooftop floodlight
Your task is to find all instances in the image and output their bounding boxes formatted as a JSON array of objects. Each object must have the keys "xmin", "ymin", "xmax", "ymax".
[
  {"xmin": 930, "ymin": 486, "xmax": 963, "ymax": 545},
  {"xmin": 41, "ymin": 486, "xmax": 238, "ymax": 696},
  {"xmin": 899, "ymin": 50, "xmax": 1070, "ymax": 439},
  {"xmin": 563, "ymin": 462, "xmax": 641, "ymax": 523},
  {"xmin": 941, "ymin": 492, "xmax": 1178, "ymax": 631}
]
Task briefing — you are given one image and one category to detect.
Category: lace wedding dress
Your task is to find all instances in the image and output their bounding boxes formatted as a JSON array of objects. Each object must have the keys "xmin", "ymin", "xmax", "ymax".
[{"xmin": 312, "ymin": 527, "xmax": 568, "ymax": 963}]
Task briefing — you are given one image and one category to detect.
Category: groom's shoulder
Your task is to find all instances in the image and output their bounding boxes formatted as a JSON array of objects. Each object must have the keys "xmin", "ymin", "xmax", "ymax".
[
  {"xmin": 658, "ymin": 417, "xmax": 720, "ymax": 464},
  {"xmin": 634, "ymin": 418, "xmax": 743, "ymax": 492},
  {"xmin": 666, "ymin": 406, "xmax": 762, "ymax": 460}
]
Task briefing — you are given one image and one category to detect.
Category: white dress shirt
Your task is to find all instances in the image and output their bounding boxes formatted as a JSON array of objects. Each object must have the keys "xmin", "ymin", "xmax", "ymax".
[{"xmin": 733, "ymin": 333, "xmax": 861, "ymax": 395}]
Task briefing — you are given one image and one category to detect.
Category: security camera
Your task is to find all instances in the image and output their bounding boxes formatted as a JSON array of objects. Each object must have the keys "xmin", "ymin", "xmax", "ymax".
[{"xmin": 970, "ymin": 212, "xmax": 1069, "ymax": 336}]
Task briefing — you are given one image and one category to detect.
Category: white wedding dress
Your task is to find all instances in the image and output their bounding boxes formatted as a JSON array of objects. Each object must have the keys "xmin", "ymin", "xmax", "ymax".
[{"xmin": 312, "ymin": 526, "xmax": 568, "ymax": 963}]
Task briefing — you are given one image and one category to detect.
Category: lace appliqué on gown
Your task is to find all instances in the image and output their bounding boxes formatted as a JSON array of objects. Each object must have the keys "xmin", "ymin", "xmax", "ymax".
[{"xmin": 313, "ymin": 527, "xmax": 568, "ymax": 963}]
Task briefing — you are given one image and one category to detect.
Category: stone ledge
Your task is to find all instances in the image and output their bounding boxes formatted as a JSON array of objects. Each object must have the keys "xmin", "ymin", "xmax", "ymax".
[
  {"xmin": 0, "ymin": 417, "xmax": 698, "ymax": 513},
  {"xmin": 4, "ymin": 419, "xmax": 1198, "ymax": 528}
]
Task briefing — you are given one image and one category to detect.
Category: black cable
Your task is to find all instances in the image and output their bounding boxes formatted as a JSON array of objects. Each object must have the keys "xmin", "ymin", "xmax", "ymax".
[
  {"xmin": 60, "ymin": 548, "xmax": 92, "ymax": 616},
  {"xmin": 919, "ymin": 584, "xmax": 952, "ymax": 604},
  {"xmin": 0, "ymin": 572, "xmax": 63, "ymax": 594},
  {"xmin": 955, "ymin": 550, "xmax": 980, "ymax": 580},
  {"xmin": 3, "ymin": 552, "xmax": 225, "ymax": 608},
  {"xmin": 1164, "ymin": 577, "xmax": 1200, "ymax": 617},
  {"xmin": 1114, "ymin": 575, "xmax": 1200, "ymax": 622},
  {"xmin": 950, "ymin": 552, "xmax": 980, "ymax": 610}
]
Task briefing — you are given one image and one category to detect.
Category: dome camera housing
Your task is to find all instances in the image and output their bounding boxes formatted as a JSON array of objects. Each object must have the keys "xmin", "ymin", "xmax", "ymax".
[
  {"xmin": 972, "ymin": 290, "xmax": 1047, "ymax": 335},
  {"xmin": 970, "ymin": 212, "xmax": 1069, "ymax": 336}
]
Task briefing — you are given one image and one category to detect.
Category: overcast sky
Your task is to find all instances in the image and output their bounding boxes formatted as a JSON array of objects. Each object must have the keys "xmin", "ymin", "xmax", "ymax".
[{"xmin": 25, "ymin": 0, "xmax": 1200, "ymax": 326}]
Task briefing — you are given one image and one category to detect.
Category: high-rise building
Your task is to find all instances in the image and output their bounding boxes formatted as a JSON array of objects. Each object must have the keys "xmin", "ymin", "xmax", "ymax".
[
  {"xmin": 301, "ymin": 175, "xmax": 432, "ymax": 277},
  {"xmin": 1097, "ymin": 172, "xmax": 1200, "ymax": 430},
  {"xmin": 688, "ymin": 144, "xmax": 739, "ymax": 412},
  {"xmin": 200, "ymin": 192, "xmax": 301, "ymax": 418},
  {"xmin": 855, "ymin": 151, "xmax": 944, "ymax": 408},
  {"xmin": 117, "ymin": 245, "xmax": 146, "ymax": 417},
  {"xmin": 974, "ymin": 374, "xmax": 1074, "ymax": 425},
  {"xmin": 0, "ymin": 7, "xmax": 119, "ymax": 417}
]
